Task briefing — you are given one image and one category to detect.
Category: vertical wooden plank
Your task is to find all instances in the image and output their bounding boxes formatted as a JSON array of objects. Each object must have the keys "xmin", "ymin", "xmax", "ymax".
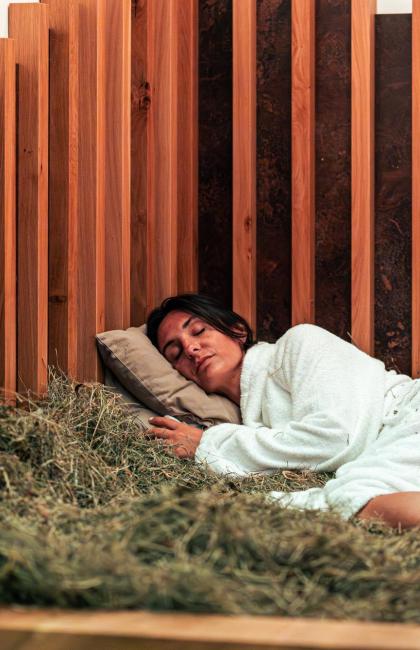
[
  {"xmin": 176, "ymin": 0, "xmax": 198, "ymax": 295},
  {"xmin": 232, "ymin": 0, "xmax": 256, "ymax": 330},
  {"xmin": 256, "ymin": 0, "xmax": 292, "ymax": 342},
  {"xmin": 413, "ymin": 0, "xmax": 420, "ymax": 378},
  {"xmin": 131, "ymin": 0, "xmax": 148, "ymax": 325},
  {"xmin": 131, "ymin": 0, "xmax": 198, "ymax": 318},
  {"xmin": 198, "ymin": 0, "xmax": 233, "ymax": 308},
  {"xmin": 147, "ymin": 0, "xmax": 177, "ymax": 309},
  {"xmin": 351, "ymin": 0, "xmax": 376, "ymax": 355},
  {"xmin": 77, "ymin": 0, "xmax": 105, "ymax": 381},
  {"xmin": 43, "ymin": 0, "xmax": 79, "ymax": 378},
  {"xmin": 9, "ymin": 3, "xmax": 49, "ymax": 396},
  {"xmin": 291, "ymin": 0, "xmax": 315, "ymax": 326},
  {"xmin": 315, "ymin": 0, "xmax": 351, "ymax": 341},
  {"xmin": 0, "ymin": 39, "xmax": 16, "ymax": 402},
  {"xmin": 104, "ymin": 0, "xmax": 131, "ymax": 331},
  {"xmin": 375, "ymin": 14, "xmax": 412, "ymax": 376}
]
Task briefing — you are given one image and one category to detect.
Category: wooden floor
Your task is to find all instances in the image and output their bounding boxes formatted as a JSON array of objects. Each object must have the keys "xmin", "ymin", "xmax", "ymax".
[{"xmin": 0, "ymin": 609, "xmax": 420, "ymax": 650}]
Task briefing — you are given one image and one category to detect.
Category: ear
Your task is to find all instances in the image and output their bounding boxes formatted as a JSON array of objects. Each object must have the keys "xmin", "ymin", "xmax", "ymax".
[{"xmin": 231, "ymin": 323, "xmax": 248, "ymax": 345}]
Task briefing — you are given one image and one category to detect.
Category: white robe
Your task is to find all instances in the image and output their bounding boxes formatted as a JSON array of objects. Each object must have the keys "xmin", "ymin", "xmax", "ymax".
[{"xmin": 195, "ymin": 324, "xmax": 420, "ymax": 518}]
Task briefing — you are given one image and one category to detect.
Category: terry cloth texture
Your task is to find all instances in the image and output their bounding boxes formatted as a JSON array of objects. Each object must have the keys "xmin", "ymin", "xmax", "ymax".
[{"xmin": 195, "ymin": 323, "xmax": 419, "ymax": 519}]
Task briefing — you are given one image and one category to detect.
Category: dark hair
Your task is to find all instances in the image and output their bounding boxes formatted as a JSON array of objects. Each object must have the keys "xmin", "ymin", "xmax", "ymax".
[{"xmin": 147, "ymin": 293, "xmax": 256, "ymax": 352}]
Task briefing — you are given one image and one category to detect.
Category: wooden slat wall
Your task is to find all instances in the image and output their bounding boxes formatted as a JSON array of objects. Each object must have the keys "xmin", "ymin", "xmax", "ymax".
[
  {"xmin": 76, "ymin": 0, "xmax": 105, "ymax": 381},
  {"xmin": 413, "ymin": 0, "xmax": 420, "ymax": 378},
  {"xmin": 291, "ymin": 0, "xmax": 315, "ymax": 326},
  {"xmin": 104, "ymin": 0, "xmax": 131, "ymax": 332},
  {"xmin": 351, "ymin": 0, "xmax": 376, "ymax": 355},
  {"xmin": 0, "ymin": 39, "xmax": 16, "ymax": 403},
  {"xmin": 43, "ymin": 0, "xmax": 78, "ymax": 378},
  {"xmin": 9, "ymin": 3, "xmax": 49, "ymax": 396},
  {"xmin": 232, "ymin": 0, "xmax": 256, "ymax": 330}
]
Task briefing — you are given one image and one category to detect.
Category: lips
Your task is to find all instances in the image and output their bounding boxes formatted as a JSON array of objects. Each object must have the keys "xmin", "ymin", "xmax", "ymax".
[{"xmin": 197, "ymin": 355, "xmax": 213, "ymax": 373}]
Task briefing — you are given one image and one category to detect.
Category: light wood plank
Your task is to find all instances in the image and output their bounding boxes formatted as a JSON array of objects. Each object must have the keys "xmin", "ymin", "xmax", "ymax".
[
  {"xmin": 104, "ymin": 0, "xmax": 131, "ymax": 331},
  {"xmin": 76, "ymin": 0, "xmax": 105, "ymax": 381},
  {"xmin": 351, "ymin": 0, "xmax": 376, "ymax": 355},
  {"xmin": 413, "ymin": 0, "xmax": 420, "ymax": 378},
  {"xmin": 1, "ymin": 609, "xmax": 420, "ymax": 650},
  {"xmin": 9, "ymin": 3, "xmax": 49, "ymax": 396},
  {"xmin": 42, "ymin": 0, "xmax": 79, "ymax": 379},
  {"xmin": 176, "ymin": 0, "xmax": 198, "ymax": 295},
  {"xmin": 232, "ymin": 0, "xmax": 256, "ymax": 330},
  {"xmin": 0, "ymin": 39, "xmax": 16, "ymax": 403},
  {"xmin": 291, "ymin": 0, "xmax": 315, "ymax": 326},
  {"xmin": 130, "ymin": 0, "xmax": 148, "ymax": 325},
  {"xmin": 147, "ymin": 0, "xmax": 178, "ymax": 309}
]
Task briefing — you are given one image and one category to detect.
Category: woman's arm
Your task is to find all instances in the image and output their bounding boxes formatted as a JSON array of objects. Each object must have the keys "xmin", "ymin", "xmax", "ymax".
[{"xmin": 356, "ymin": 492, "xmax": 420, "ymax": 528}]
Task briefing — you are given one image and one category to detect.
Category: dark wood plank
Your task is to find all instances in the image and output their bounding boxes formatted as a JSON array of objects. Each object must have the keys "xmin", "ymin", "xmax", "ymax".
[
  {"xmin": 375, "ymin": 14, "xmax": 412, "ymax": 376},
  {"xmin": 256, "ymin": 0, "xmax": 291, "ymax": 343},
  {"xmin": 315, "ymin": 0, "xmax": 351, "ymax": 341},
  {"xmin": 412, "ymin": 0, "xmax": 420, "ymax": 378},
  {"xmin": 198, "ymin": 0, "xmax": 233, "ymax": 309}
]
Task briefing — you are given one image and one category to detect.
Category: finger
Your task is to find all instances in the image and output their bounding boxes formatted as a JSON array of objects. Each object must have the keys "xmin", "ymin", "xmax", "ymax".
[
  {"xmin": 145, "ymin": 427, "xmax": 172, "ymax": 440},
  {"xmin": 148, "ymin": 416, "xmax": 178, "ymax": 430}
]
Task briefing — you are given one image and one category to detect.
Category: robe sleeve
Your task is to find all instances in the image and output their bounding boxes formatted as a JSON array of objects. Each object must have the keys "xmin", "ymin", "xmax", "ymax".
[{"xmin": 195, "ymin": 324, "xmax": 385, "ymax": 476}]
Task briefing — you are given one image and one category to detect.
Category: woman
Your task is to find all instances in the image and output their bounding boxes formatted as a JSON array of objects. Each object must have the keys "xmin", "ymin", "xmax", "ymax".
[{"xmin": 146, "ymin": 293, "xmax": 420, "ymax": 528}]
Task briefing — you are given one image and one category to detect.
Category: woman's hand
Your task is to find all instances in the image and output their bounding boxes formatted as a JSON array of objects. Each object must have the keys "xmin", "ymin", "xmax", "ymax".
[{"xmin": 146, "ymin": 417, "xmax": 203, "ymax": 458}]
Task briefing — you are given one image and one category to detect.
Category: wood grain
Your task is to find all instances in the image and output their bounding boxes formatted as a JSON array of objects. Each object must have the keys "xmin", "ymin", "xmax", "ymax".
[
  {"xmin": 232, "ymin": 0, "xmax": 256, "ymax": 330},
  {"xmin": 9, "ymin": 3, "xmax": 49, "ymax": 396},
  {"xmin": 0, "ymin": 39, "xmax": 16, "ymax": 403},
  {"xmin": 351, "ymin": 0, "xmax": 376, "ymax": 355},
  {"xmin": 413, "ymin": 0, "xmax": 420, "ymax": 378},
  {"xmin": 374, "ymin": 15, "xmax": 412, "ymax": 376},
  {"xmin": 315, "ymin": 0, "xmax": 351, "ymax": 341},
  {"xmin": 1, "ymin": 609, "xmax": 420, "ymax": 650},
  {"xmin": 147, "ymin": 0, "xmax": 178, "ymax": 309},
  {"xmin": 256, "ymin": 0, "xmax": 292, "ymax": 343},
  {"xmin": 198, "ymin": 0, "xmax": 233, "ymax": 308},
  {"xmin": 145, "ymin": 0, "xmax": 198, "ymax": 313},
  {"xmin": 176, "ymin": 0, "xmax": 198, "ymax": 296},
  {"xmin": 104, "ymin": 0, "xmax": 131, "ymax": 332},
  {"xmin": 291, "ymin": 0, "xmax": 315, "ymax": 326},
  {"xmin": 76, "ymin": 0, "xmax": 105, "ymax": 381},
  {"xmin": 42, "ymin": 0, "xmax": 79, "ymax": 379},
  {"xmin": 131, "ymin": 0, "xmax": 148, "ymax": 325}
]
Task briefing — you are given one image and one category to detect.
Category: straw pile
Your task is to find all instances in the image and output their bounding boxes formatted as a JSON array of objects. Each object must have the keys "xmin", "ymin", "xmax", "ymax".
[{"xmin": 0, "ymin": 373, "xmax": 419, "ymax": 621}]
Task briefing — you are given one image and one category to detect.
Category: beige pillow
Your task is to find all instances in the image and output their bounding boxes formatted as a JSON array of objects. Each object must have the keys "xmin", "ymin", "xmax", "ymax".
[
  {"xmin": 103, "ymin": 367, "xmax": 159, "ymax": 432},
  {"xmin": 96, "ymin": 325, "xmax": 241, "ymax": 428}
]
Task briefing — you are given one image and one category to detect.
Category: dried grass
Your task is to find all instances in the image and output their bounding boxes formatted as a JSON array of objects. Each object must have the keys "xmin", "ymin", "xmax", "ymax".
[{"xmin": 0, "ymin": 372, "xmax": 419, "ymax": 622}]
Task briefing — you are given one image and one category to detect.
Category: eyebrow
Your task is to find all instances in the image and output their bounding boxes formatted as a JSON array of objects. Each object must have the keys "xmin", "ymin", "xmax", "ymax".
[{"xmin": 161, "ymin": 316, "xmax": 195, "ymax": 357}]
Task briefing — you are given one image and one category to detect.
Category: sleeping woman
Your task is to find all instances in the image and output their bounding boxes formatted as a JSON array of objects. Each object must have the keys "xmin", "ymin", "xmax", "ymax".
[{"xmin": 146, "ymin": 293, "xmax": 420, "ymax": 529}]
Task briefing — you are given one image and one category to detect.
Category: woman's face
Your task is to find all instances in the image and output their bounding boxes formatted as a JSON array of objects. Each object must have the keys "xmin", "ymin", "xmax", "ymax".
[{"xmin": 157, "ymin": 310, "xmax": 245, "ymax": 394}]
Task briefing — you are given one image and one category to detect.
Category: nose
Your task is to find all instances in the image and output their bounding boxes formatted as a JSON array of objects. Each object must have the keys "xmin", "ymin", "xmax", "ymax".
[{"xmin": 184, "ymin": 337, "xmax": 200, "ymax": 359}]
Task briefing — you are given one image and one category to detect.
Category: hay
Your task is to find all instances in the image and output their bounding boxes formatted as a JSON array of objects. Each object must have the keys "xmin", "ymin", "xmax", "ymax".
[{"xmin": 0, "ymin": 372, "xmax": 419, "ymax": 622}]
